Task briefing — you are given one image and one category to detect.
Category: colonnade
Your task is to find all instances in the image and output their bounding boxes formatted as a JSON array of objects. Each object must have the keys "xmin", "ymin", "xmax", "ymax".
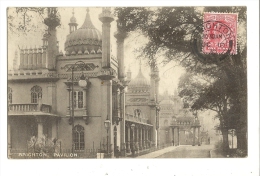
[
  {"xmin": 125, "ymin": 122, "xmax": 153, "ymax": 153},
  {"xmin": 170, "ymin": 126, "xmax": 201, "ymax": 146}
]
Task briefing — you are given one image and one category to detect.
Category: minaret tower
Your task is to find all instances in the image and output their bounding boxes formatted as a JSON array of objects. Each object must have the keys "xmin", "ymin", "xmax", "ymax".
[
  {"xmin": 98, "ymin": 7, "xmax": 115, "ymax": 156},
  {"xmin": 44, "ymin": 7, "xmax": 60, "ymax": 70},
  {"xmin": 69, "ymin": 8, "xmax": 78, "ymax": 33},
  {"xmin": 99, "ymin": 7, "xmax": 114, "ymax": 68},
  {"xmin": 114, "ymin": 19, "xmax": 128, "ymax": 155},
  {"xmin": 150, "ymin": 59, "xmax": 160, "ymax": 147}
]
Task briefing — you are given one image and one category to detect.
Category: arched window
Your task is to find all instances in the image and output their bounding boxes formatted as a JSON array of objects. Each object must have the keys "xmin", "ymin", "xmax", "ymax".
[
  {"xmin": 8, "ymin": 87, "xmax": 12, "ymax": 104},
  {"xmin": 134, "ymin": 109, "xmax": 141, "ymax": 118},
  {"xmin": 31, "ymin": 85, "xmax": 42, "ymax": 103},
  {"xmin": 73, "ymin": 125, "xmax": 85, "ymax": 150}
]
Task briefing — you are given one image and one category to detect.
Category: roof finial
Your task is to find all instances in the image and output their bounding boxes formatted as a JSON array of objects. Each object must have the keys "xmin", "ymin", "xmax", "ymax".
[
  {"xmin": 72, "ymin": 8, "xmax": 74, "ymax": 16},
  {"xmin": 86, "ymin": 7, "xmax": 89, "ymax": 13}
]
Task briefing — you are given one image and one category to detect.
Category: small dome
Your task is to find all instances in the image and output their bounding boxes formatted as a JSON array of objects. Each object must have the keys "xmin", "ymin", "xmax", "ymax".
[
  {"xmin": 70, "ymin": 16, "xmax": 77, "ymax": 23},
  {"xmin": 65, "ymin": 10, "xmax": 102, "ymax": 55},
  {"xmin": 128, "ymin": 70, "xmax": 149, "ymax": 87},
  {"xmin": 128, "ymin": 68, "xmax": 150, "ymax": 93}
]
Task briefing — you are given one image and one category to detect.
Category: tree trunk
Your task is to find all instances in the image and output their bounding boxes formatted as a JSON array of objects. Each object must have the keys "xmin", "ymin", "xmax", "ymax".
[
  {"xmin": 236, "ymin": 127, "xmax": 247, "ymax": 152},
  {"xmin": 221, "ymin": 128, "xmax": 229, "ymax": 154}
]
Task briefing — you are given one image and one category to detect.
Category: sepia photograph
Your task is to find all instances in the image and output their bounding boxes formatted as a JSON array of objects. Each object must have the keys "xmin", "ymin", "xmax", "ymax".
[{"xmin": 7, "ymin": 6, "xmax": 248, "ymax": 160}]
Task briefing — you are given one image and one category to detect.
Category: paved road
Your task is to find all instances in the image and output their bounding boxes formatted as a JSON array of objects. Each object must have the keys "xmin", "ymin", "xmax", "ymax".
[{"xmin": 156, "ymin": 145, "xmax": 214, "ymax": 158}]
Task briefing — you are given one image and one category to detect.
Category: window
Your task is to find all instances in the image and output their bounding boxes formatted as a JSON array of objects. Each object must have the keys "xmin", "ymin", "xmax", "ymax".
[
  {"xmin": 72, "ymin": 91, "xmax": 84, "ymax": 109},
  {"xmin": 8, "ymin": 87, "xmax": 12, "ymax": 104},
  {"xmin": 73, "ymin": 125, "xmax": 85, "ymax": 150},
  {"xmin": 31, "ymin": 85, "xmax": 42, "ymax": 103},
  {"xmin": 134, "ymin": 109, "xmax": 141, "ymax": 118}
]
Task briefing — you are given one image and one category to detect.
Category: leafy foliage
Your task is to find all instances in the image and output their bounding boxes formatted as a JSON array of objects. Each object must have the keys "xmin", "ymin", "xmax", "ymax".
[
  {"xmin": 8, "ymin": 7, "xmax": 46, "ymax": 35},
  {"xmin": 28, "ymin": 135, "xmax": 60, "ymax": 157},
  {"xmin": 114, "ymin": 6, "xmax": 247, "ymax": 151}
]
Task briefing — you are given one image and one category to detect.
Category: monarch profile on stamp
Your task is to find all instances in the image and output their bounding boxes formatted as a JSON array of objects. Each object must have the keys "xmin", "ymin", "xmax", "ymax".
[{"xmin": 202, "ymin": 13, "xmax": 238, "ymax": 55}]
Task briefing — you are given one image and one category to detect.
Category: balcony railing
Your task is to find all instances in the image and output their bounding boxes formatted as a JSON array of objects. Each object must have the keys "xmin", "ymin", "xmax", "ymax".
[
  {"xmin": 8, "ymin": 103, "xmax": 52, "ymax": 113},
  {"xmin": 125, "ymin": 113, "xmax": 148, "ymax": 124}
]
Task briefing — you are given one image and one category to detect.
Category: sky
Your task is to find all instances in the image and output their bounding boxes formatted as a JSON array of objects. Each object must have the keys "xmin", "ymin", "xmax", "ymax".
[{"xmin": 8, "ymin": 7, "xmax": 185, "ymax": 95}]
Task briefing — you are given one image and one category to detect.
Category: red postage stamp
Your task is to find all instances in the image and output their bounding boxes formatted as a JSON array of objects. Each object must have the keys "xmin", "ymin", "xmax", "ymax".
[{"xmin": 202, "ymin": 13, "xmax": 238, "ymax": 55}]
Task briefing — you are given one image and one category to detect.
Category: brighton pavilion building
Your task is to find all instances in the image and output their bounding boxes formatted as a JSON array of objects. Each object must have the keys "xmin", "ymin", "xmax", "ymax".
[
  {"xmin": 159, "ymin": 90, "xmax": 202, "ymax": 146},
  {"xmin": 7, "ymin": 8, "xmax": 160, "ymax": 158}
]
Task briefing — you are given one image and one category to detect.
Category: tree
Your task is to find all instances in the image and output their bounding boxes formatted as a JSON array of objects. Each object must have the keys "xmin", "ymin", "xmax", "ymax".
[
  {"xmin": 178, "ymin": 72, "xmax": 234, "ymax": 152},
  {"xmin": 114, "ymin": 6, "xmax": 247, "ymax": 152},
  {"xmin": 8, "ymin": 7, "xmax": 47, "ymax": 35}
]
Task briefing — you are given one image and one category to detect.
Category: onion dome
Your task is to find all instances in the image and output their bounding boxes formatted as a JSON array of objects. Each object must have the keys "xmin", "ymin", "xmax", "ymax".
[
  {"xmin": 70, "ymin": 14, "xmax": 77, "ymax": 23},
  {"xmin": 128, "ymin": 67, "xmax": 150, "ymax": 93},
  {"xmin": 65, "ymin": 8, "xmax": 102, "ymax": 55}
]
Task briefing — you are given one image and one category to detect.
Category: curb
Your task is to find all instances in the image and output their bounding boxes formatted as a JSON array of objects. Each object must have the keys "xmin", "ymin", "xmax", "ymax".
[{"xmin": 136, "ymin": 146, "xmax": 180, "ymax": 158}]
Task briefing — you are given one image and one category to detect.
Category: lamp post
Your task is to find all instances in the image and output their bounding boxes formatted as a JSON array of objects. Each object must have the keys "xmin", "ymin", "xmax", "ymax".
[
  {"xmin": 63, "ymin": 61, "xmax": 89, "ymax": 152},
  {"xmin": 104, "ymin": 116, "xmax": 111, "ymax": 156}
]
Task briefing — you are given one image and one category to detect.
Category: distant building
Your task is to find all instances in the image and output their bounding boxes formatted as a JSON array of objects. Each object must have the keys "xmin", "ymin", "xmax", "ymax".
[{"xmin": 159, "ymin": 90, "xmax": 201, "ymax": 146}]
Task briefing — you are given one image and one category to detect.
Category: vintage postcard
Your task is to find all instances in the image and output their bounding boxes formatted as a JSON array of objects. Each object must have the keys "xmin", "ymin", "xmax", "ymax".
[{"xmin": 7, "ymin": 7, "xmax": 247, "ymax": 160}]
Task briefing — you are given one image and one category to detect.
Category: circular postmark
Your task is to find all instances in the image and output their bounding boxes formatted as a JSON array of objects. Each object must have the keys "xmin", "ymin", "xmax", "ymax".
[{"xmin": 190, "ymin": 20, "xmax": 235, "ymax": 64}]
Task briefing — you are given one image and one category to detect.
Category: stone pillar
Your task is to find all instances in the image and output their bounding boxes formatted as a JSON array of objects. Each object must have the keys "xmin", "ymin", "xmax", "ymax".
[
  {"xmin": 24, "ymin": 48, "xmax": 28, "ymax": 69},
  {"xmin": 42, "ymin": 47, "xmax": 47, "ymax": 68},
  {"xmin": 192, "ymin": 127, "xmax": 196, "ymax": 146},
  {"xmin": 114, "ymin": 31, "xmax": 127, "ymax": 81},
  {"xmin": 140, "ymin": 126, "xmax": 143, "ymax": 150},
  {"xmin": 7, "ymin": 122, "xmax": 11, "ymax": 157},
  {"xmin": 172, "ymin": 127, "xmax": 175, "ymax": 146},
  {"xmin": 47, "ymin": 28, "xmax": 58, "ymax": 70},
  {"xmin": 120, "ymin": 89, "xmax": 125, "ymax": 151},
  {"xmin": 146, "ymin": 129, "xmax": 149, "ymax": 148},
  {"xmin": 101, "ymin": 80, "xmax": 113, "ymax": 156},
  {"xmin": 98, "ymin": 8, "xmax": 114, "ymax": 157},
  {"xmin": 37, "ymin": 48, "xmax": 42, "ymax": 69},
  {"xmin": 131, "ymin": 125, "xmax": 135, "ymax": 153},
  {"xmin": 36, "ymin": 117, "xmax": 44, "ymax": 138},
  {"xmin": 177, "ymin": 127, "xmax": 180, "ymax": 146},
  {"xmin": 47, "ymin": 82, "xmax": 56, "ymax": 113},
  {"xmin": 32, "ymin": 48, "xmax": 37, "ymax": 69},
  {"xmin": 127, "ymin": 125, "xmax": 131, "ymax": 153},
  {"xmin": 168, "ymin": 128, "xmax": 172, "ymax": 146},
  {"xmin": 28, "ymin": 48, "xmax": 33, "ymax": 69},
  {"xmin": 136, "ymin": 127, "xmax": 139, "ymax": 151},
  {"xmin": 99, "ymin": 8, "xmax": 114, "ymax": 68},
  {"xmin": 37, "ymin": 97, "xmax": 42, "ymax": 111},
  {"xmin": 51, "ymin": 118, "xmax": 56, "ymax": 140},
  {"xmin": 198, "ymin": 127, "xmax": 201, "ymax": 146}
]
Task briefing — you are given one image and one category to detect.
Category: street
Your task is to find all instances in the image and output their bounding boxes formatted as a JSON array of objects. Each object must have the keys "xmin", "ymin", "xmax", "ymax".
[{"xmin": 156, "ymin": 145, "xmax": 214, "ymax": 158}]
